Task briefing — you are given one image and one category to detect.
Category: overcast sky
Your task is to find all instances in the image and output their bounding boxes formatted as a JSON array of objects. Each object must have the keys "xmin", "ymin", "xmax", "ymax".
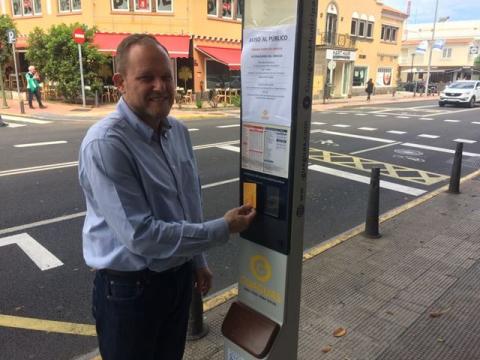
[{"xmin": 383, "ymin": 0, "xmax": 480, "ymax": 24}]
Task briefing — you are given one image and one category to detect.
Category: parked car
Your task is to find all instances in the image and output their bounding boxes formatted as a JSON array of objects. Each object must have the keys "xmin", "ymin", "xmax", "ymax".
[
  {"xmin": 439, "ymin": 80, "xmax": 480, "ymax": 108},
  {"xmin": 403, "ymin": 81, "xmax": 437, "ymax": 94}
]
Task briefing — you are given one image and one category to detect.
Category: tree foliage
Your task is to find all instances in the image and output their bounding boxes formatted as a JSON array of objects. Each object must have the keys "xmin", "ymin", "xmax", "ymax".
[
  {"xmin": 0, "ymin": 15, "xmax": 17, "ymax": 65},
  {"xmin": 178, "ymin": 66, "xmax": 192, "ymax": 90},
  {"xmin": 25, "ymin": 23, "xmax": 108, "ymax": 102},
  {"xmin": 474, "ymin": 55, "xmax": 480, "ymax": 69}
]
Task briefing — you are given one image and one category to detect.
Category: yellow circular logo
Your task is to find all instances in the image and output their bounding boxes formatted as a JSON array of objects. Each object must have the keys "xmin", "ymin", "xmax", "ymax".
[{"xmin": 249, "ymin": 255, "xmax": 272, "ymax": 283}]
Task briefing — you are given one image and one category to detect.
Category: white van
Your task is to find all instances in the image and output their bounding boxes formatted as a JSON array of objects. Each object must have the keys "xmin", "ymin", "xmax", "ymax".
[{"xmin": 439, "ymin": 80, "xmax": 480, "ymax": 108}]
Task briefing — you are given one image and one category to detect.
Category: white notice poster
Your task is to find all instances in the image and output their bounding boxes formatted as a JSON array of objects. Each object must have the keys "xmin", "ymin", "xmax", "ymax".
[
  {"xmin": 242, "ymin": 24, "xmax": 297, "ymax": 128},
  {"xmin": 242, "ymin": 122, "xmax": 290, "ymax": 178}
]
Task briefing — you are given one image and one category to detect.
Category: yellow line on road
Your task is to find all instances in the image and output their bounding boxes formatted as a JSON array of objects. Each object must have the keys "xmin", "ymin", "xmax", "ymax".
[{"xmin": 0, "ymin": 315, "xmax": 96, "ymax": 336}]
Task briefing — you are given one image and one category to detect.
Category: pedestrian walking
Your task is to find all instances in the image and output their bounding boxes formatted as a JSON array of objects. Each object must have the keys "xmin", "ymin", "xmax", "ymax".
[
  {"xmin": 366, "ymin": 78, "xmax": 374, "ymax": 101},
  {"xmin": 78, "ymin": 34, "xmax": 256, "ymax": 360},
  {"xmin": 25, "ymin": 65, "xmax": 46, "ymax": 109}
]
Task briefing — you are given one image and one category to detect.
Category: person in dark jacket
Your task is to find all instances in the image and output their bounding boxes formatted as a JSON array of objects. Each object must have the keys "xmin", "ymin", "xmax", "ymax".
[{"xmin": 366, "ymin": 78, "xmax": 374, "ymax": 101}]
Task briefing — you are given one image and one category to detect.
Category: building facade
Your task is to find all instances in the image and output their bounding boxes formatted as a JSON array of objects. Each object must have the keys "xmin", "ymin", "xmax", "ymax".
[
  {"xmin": 399, "ymin": 20, "xmax": 480, "ymax": 83},
  {"xmin": 5, "ymin": 0, "xmax": 243, "ymax": 93},
  {"xmin": 313, "ymin": 1, "xmax": 407, "ymax": 100}
]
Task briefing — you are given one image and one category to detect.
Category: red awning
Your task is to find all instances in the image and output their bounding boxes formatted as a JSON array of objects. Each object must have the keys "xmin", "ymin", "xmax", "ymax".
[
  {"xmin": 196, "ymin": 45, "xmax": 241, "ymax": 70},
  {"xmin": 93, "ymin": 32, "xmax": 190, "ymax": 58},
  {"xmin": 15, "ymin": 36, "xmax": 28, "ymax": 49}
]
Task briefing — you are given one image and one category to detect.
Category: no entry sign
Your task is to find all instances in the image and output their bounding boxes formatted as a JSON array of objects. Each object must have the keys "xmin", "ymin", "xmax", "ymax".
[{"xmin": 72, "ymin": 28, "xmax": 85, "ymax": 44}]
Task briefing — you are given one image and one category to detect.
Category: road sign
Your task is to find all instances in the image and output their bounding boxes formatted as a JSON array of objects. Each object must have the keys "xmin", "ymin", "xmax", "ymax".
[
  {"xmin": 7, "ymin": 29, "xmax": 16, "ymax": 44},
  {"xmin": 328, "ymin": 60, "xmax": 337, "ymax": 70},
  {"xmin": 0, "ymin": 233, "xmax": 63, "ymax": 271},
  {"xmin": 72, "ymin": 28, "xmax": 85, "ymax": 44}
]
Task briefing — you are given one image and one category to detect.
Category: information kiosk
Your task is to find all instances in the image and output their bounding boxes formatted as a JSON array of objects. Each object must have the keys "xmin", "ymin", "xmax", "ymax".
[{"xmin": 221, "ymin": 1, "xmax": 318, "ymax": 359}]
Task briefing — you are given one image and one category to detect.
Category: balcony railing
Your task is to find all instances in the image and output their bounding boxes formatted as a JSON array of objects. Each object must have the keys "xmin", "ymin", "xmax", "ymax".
[{"xmin": 317, "ymin": 32, "xmax": 356, "ymax": 49}]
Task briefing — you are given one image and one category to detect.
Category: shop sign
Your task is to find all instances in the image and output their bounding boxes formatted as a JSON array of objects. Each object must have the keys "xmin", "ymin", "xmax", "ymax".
[{"xmin": 326, "ymin": 49, "xmax": 355, "ymax": 61}]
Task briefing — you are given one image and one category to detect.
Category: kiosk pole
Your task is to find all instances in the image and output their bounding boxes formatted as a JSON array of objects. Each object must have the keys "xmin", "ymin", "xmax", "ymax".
[{"xmin": 222, "ymin": 1, "xmax": 318, "ymax": 359}]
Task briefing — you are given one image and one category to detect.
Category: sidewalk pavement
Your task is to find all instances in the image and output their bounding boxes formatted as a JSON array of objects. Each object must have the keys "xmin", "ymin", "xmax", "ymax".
[
  {"xmin": 78, "ymin": 174, "xmax": 480, "ymax": 360},
  {"xmin": 181, "ymin": 175, "xmax": 480, "ymax": 360},
  {"xmin": 0, "ymin": 91, "xmax": 438, "ymax": 122}
]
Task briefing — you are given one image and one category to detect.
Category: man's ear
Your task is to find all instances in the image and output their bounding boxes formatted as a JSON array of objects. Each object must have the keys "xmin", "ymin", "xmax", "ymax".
[{"xmin": 113, "ymin": 73, "xmax": 125, "ymax": 93}]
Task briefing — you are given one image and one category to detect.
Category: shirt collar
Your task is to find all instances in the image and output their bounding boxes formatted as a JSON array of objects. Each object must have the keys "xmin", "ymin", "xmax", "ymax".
[{"xmin": 116, "ymin": 97, "xmax": 171, "ymax": 142}]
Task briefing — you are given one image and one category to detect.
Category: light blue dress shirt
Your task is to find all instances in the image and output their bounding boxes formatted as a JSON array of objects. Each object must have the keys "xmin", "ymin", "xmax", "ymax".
[{"xmin": 78, "ymin": 98, "xmax": 229, "ymax": 272}]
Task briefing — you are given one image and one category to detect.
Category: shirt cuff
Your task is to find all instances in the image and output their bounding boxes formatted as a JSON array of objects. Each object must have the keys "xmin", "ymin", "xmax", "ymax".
[
  {"xmin": 205, "ymin": 217, "xmax": 230, "ymax": 245},
  {"xmin": 193, "ymin": 253, "xmax": 207, "ymax": 269}
]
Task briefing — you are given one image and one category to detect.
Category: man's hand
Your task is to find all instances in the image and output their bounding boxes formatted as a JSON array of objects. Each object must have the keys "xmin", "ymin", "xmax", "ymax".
[
  {"xmin": 224, "ymin": 204, "xmax": 256, "ymax": 233},
  {"xmin": 194, "ymin": 266, "xmax": 213, "ymax": 296}
]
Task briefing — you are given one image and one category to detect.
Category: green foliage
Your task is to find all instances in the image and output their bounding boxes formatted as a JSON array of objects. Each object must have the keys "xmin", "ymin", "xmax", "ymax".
[
  {"xmin": 25, "ymin": 23, "xmax": 108, "ymax": 102},
  {"xmin": 0, "ymin": 15, "xmax": 17, "ymax": 65},
  {"xmin": 195, "ymin": 97, "xmax": 203, "ymax": 109},
  {"xmin": 178, "ymin": 66, "xmax": 192, "ymax": 90},
  {"xmin": 231, "ymin": 94, "xmax": 241, "ymax": 107},
  {"xmin": 474, "ymin": 55, "xmax": 480, "ymax": 69}
]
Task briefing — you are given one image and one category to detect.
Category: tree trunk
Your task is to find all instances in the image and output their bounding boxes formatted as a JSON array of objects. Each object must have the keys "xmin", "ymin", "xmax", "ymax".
[{"xmin": 0, "ymin": 63, "xmax": 9, "ymax": 108}]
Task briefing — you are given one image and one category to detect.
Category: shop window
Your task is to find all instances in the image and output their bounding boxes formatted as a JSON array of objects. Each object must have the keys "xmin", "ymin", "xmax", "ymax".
[
  {"xmin": 236, "ymin": 0, "xmax": 243, "ymax": 19},
  {"xmin": 442, "ymin": 48, "xmax": 452, "ymax": 58},
  {"xmin": 222, "ymin": 0, "xmax": 232, "ymax": 18},
  {"xmin": 206, "ymin": 60, "xmax": 239, "ymax": 89},
  {"xmin": 376, "ymin": 67, "xmax": 392, "ymax": 87},
  {"xmin": 156, "ymin": 0, "xmax": 172, "ymax": 12},
  {"xmin": 350, "ymin": 19, "xmax": 357, "ymax": 36},
  {"xmin": 112, "ymin": 0, "xmax": 129, "ymax": 11},
  {"xmin": 59, "ymin": 0, "xmax": 81, "ymax": 12},
  {"xmin": 352, "ymin": 66, "xmax": 368, "ymax": 87},
  {"xmin": 207, "ymin": 0, "xmax": 217, "ymax": 16},
  {"xmin": 358, "ymin": 21, "xmax": 366, "ymax": 37},
  {"xmin": 12, "ymin": 0, "xmax": 42, "ymax": 16},
  {"xmin": 366, "ymin": 22, "xmax": 373, "ymax": 38}
]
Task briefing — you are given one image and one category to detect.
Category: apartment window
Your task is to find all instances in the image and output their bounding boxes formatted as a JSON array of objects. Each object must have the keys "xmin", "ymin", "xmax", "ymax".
[
  {"xmin": 358, "ymin": 21, "xmax": 366, "ymax": 37},
  {"xmin": 134, "ymin": 0, "xmax": 151, "ymax": 12},
  {"xmin": 222, "ymin": 0, "xmax": 232, "ymax": 18},
  {"xmin": 12, "ymin": 0, "xmax": 42, "ymax": 15},
  {"xmin": 236, "ymin": 0, "xmax": 242, "ymax": 19},
  {"xmin": 59, "ymin": 0, "xmax": 81, "ymax": 12},
  {"xmin": 381, "ymin": 25, "xmax": 398, "ymax": 42},
  {"xmin": 350, "ymin": 19, "xmax": 357, "ymax": 36},
  {"xmin": 112, "ymin": 0, "xmax": 129, "ymax": 11},
  {"xmin": 376, "ymin": 67, "xmax": 392, "ymax": 86},
  {"xmin": 207, "ymin": 0, "xmax": 217, "ymax": 16},
  {"xmin": 366, "ymin": 22, "xmax": 373, "ymax": 38},
  {"xmin": 156, "ymin": 0, "xmax": 172, "ymax": 12},
  {"xmin": 442, "ymin": 48, "xmax": 452, "ymax": 58},
  {"xmin": 353, "ymin": 66, "xmax": 368, "ymax": 87}
]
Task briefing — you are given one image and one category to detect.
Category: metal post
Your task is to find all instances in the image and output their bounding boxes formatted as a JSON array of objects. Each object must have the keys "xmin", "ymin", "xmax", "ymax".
[
  {"xmin": 364, "ymin": 168, "xmax": 381, "ymax": 238},
  {"xmin": 424, "ymin": 0, "xmax": 439, "ymax": 96},
  {"xmin": 0, "ymin": 64, "xmax": 9, "ymax": 108},
  {"xmin": 410, "ymin": 53, "xmax": 415, "ymax": 83},
  {"xmin": 78, "ymin": 43, "xmax": 86, "ymax": 107},
  {"xmin": 12, "ymin": 43, "xmax": 24, "ymax": 114},
  {"xmin": 187, "ymin": 287, "xmax": 209, "ymax": 340},
  {"xmin": 448, "ymin": 142, "xmax": 463, "ymax": 194}
]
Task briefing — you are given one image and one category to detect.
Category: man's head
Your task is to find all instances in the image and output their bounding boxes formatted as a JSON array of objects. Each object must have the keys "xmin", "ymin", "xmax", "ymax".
[
  {"xmin": 113, "ymin": 34, "xmax": 175, "ymax": 124},
  {"xmin": 28, "ymin": 65, "xmax": 35, "ymax": 73}
]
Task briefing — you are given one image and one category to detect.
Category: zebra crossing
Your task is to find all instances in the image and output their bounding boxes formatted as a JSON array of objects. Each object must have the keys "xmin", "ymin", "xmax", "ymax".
[{"xmin": 0, "ymin": 115, "xmax": 52, "ymax": 129}]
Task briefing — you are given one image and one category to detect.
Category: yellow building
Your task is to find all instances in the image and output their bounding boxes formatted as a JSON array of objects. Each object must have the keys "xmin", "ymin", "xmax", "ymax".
[
  {"xmin": 6, "ymin": 0, "xmax": 243, "ymax": 93},
  {"xmin": 313, "ymin": 1, "xmax": 408, "ymax": 100}
]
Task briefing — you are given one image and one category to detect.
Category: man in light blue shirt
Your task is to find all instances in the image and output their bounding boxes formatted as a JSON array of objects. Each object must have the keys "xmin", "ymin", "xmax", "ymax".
[{"xmin": 78, "ymin": 34, "xmax": 255, "ymax": 360}]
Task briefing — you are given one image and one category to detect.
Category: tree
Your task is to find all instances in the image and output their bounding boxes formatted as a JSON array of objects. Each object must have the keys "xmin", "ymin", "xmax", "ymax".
[
  {"xmin": 26, "ymin": 23, "xmax": 108, "ymax": 103},
  {"xmin": 474, "ymin": 55, "xmax": 480, "ymax": 69},
  {"xmin": 0, "ymin": 15, "xmax": 17, "ymax": 108},
  {"xmin": 178, "ymin": 66, "xmax": 192, "ymax": 90}
]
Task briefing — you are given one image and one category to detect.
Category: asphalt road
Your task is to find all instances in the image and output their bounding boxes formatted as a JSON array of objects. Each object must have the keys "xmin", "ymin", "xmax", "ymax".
[{"xmin": 1, "ymin": 99, "xmax": 480, "ymax": 359}]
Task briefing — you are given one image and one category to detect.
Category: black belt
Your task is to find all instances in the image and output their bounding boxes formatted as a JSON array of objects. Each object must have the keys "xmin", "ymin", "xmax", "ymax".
[{"xmin": 99, "ymin": 262, "xmax": 188, "ymax": 280}]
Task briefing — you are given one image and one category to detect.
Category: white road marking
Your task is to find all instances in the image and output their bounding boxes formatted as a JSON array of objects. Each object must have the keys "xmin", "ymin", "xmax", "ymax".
[
  {"xmin": 375, "ymin": 115, "xmax": 387, "ymax": 117},
  {"xmin": 217, "ymin": 124, "xmax": 240, "ymax": 128},
  {"xmin": 14, "ymin": 141, "xmax": 68, "ymax": 148},
  {"xmin": 309, "ymin": 164, "xmax": 426, "ymax": 196},
  {"xmin": 188, "ymin": 128, "xmax": 199, "ymax": 132},
  {"xmin": 387, "ymin": 130, "xmax": 406, "ymax": 134},
  {"xmin": 418, "ymin": 134, "xmax": 440, "ymax": 139},
  {"xmin": 312, "ymin": 122, "xmax": 326, "ymax": 125},
  {"xmin": 217, "ymin": 145, "xmax": 240, "ymax": 153},
  {"xmin": 472, "ymin": 122, "xmax": 480, "ymax": 125},
  {"xmin": 311, "ymin": 129, "xmax": 396, "ymax": 143},
  {"xmin": 419, "ymin": 118, "xmax": 434, "ymax": 121},
  {"xmin": 397, "ymin": 116, "xmax": 410, "ymax": 119},
  {"xmin": 193, "ymin": 140, "xmax": 240, "ymax": 150},
  {"xmin": 336, "ymin": 112, "xmax": 348, "ymax": 115},
  {"xmin": 355, "ymin": 113, "xmax": 368, "ymax": 116},
  {"xmin": 454, "ymin": 139, "xmax": 477, "ymax": 144},
  {"xmin": 332, "ymin": 124, "xmax": 350, "ymax": 128},
  {"xmin": 0, "ymin": 161, "xmax": 79, "ymax": 177},
  {"xmin": 0, "ymin": 233, "xmax": 63, "ymax": 271},
  {"xmin": 3, "ymin": 122, "xmax": 26, "ymax": 128},
  {"xmin": 350, "ymin": 142, "xmax": 401, "ymax": 155},
  {"xmin": 358, "ymin": 127, "xmax": 377, "ymax": 131},
  {"xmin": 402, "ymin": 143, "xmax": 480, "ymax": 157},
  {"xmin": 430, "ymin": 107, "xmax": 480, "ymax": 117},
  {"xmin": 1, "ymin": 115, "xmax": 51, "ymax": 124},
  {"xmin": 444, "ymin": 120, "xmax": 460, "ymax": 123}
]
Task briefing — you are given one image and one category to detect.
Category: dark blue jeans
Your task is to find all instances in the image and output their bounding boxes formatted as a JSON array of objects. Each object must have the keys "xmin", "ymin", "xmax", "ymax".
[
  {"xmin": 27, "ymin": 89, "xmax": 43, "ymax": 107},
  {"xmin": 93, "ymin": 262, "xmax": 193, "ymax": 360}
]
